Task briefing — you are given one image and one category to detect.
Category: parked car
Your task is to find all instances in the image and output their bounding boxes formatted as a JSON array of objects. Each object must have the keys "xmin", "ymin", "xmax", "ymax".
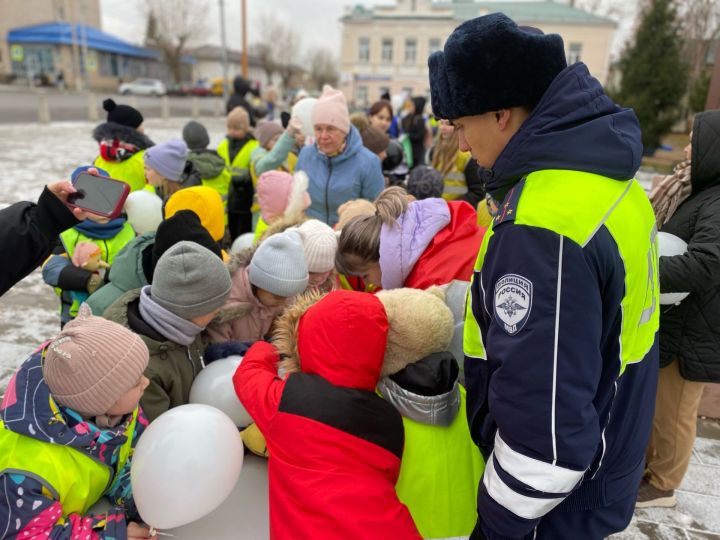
[
  {"xmin": 190, "ymin": 82, "xmax": 213, "ymax": 97},
  {"xmin": 118, "ymin": 78, "xmax": 167, "ymax": 96},
  {"xmin": 166, "ymin": 83, "xmax": 191, "ymax": 96}
]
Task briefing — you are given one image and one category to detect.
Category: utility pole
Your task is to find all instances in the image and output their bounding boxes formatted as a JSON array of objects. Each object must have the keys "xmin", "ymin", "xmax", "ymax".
[
  {"xmin": 219, "ymin": 0, "xmax": 230, "ymax": 100},
  {"xmin": 241, "ymin": 0, "xmax": 249, "ymax": 78}
]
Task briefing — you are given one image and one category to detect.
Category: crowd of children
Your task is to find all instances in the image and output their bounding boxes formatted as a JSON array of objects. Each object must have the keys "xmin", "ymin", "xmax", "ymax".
[{"xmin": 0, "ymin": 84, "xmax": 492, "ymax": 539}]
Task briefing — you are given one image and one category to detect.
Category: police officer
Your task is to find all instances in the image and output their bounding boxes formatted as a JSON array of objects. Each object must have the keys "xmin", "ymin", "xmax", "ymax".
[{"xmin": 428, "ymin": 13, "xmax": 659, "ymax": 539}]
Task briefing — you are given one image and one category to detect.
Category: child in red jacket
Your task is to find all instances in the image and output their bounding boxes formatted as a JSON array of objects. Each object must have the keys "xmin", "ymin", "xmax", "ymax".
[{"xmin": 233, "ymin": 290, "xmax": 420, "ymax": 540}]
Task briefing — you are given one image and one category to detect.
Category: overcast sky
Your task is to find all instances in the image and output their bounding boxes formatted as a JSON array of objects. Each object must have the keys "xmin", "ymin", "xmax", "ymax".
[
  {"xmin": 99, "ymin": 0, "xmax": 635, "ymax": 60},
  {"xmin": 100, "ymin": 0, "xmax": 397, "ymax": 54}
]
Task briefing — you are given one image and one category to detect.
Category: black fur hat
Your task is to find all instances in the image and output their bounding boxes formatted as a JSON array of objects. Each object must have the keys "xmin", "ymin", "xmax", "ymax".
[{"xmin": 428, "ymin": 13, "xmax": 567, "ymax": 120}]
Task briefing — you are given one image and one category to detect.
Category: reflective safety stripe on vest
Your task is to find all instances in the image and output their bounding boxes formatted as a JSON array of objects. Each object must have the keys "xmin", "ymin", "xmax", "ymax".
[
  {"xmin": 94, "ymin": 151, "xmax": 148, "ymax": 193},
  {"xmin": 464, "ymin": 170, "xmax": 659, "ymax": 375},
  {"xmin": 217, "ymin": 138, "xmax": 258, "ymax": 179},
  {"xmin": 395, "ymin": 387, "xmax": 484, "ymax": 539},
  {"xmin": 441, "ymin": 151, "xmax": 471, "ymax": 201},
  {"xmin": 0, "ymin": 408, "xmax": 138, "ymax": 516},
  {"xmin": 59, "ymin": 223, "xmax": 136, "ymax": 318}
]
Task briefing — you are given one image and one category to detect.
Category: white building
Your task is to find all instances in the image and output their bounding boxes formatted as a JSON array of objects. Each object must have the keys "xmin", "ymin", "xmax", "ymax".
[{"xmin": 340, "ymin": 0, "xmax": 616, "ymax": 107}]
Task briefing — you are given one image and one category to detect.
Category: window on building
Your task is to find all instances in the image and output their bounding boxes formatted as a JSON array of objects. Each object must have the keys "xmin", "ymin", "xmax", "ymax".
[
  {"xmin": 411, "ymin": 0, "xmax": 417, "ymax": 11},
  {"xmin": 381, "ymin": 38, "xmax": 393, "ymax": 63},
  {"xmin": 568, "ymin": 42, "xmax": 582, "ymax": 64},
  {"xmin": 379, "ymin": 86, "xmax": 390, "ymax": 99},
  {"xmin": 405, "ymin": 38, "xmax": 417, "ymax": 64},
  {"xmin": 358, "ymin": 38, "xmax": 370, "ymax": 63},
  {"xmin": 429, "ymin": 38, "xmax": 441, "ymax": 55},
  {"xmin": 357, "ymin": 85, "xmax": 368, "ymax": 107}
]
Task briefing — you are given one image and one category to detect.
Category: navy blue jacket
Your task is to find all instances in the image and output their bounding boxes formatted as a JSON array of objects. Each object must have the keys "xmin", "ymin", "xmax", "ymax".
[{"xmin": 466, "ymin": 63, "xmax": 658, "ymax": 539}]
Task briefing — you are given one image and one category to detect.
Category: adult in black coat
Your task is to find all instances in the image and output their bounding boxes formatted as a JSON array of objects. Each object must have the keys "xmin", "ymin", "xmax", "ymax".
[
  {"xmin": 641, "ymin": 110, "xmax": 720, "ymax": 507},
  {"xmin": 0, "ymin": 181, "xmax": 91, "ymax": 296},
  {"xmin": 225, "ymin": 76, "xmax": 258, "ymax": 127}
]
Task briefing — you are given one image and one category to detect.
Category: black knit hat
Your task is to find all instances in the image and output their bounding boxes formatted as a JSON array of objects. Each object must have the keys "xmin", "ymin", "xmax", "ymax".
[
  {"xmin": 407, "ymin": 166, "xmax": 444, "ymax": 200},
  {"xmin": 145, "ymin": 210, "xmax": 223, "ymax": 281},
  {"xmin": 103, "ymin": 98, "xmax": 144, "ymax": 129},
  {"xmin": 428, "ymin": 13, "xmax": 567, "ymax": 120}
]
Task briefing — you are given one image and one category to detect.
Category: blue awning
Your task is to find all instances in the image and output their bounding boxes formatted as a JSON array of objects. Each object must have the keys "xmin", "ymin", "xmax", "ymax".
[{"xmin": 7, "ymin": 23, "xmax": 158, "ymax": 59}]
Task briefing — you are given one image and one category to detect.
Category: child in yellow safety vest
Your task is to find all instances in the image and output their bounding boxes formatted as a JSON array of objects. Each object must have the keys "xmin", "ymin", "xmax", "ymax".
[
  {"xmin": 92, "ymin": 98, "xmax": 154, "ymax": 193},
  {"xmin": 42, "ymin": 166, "xmax": 136, "ymax": 327},
  {"xmin": 218, "ymin": 106, "xmax": 259, "ymax": 240},
  {"xmin": 430, "ymin": 119, "xmax": 486, "ymax": 208},
  {"xmin": 0, "ymin": 308, "xmax": 157, "ymax": 539},
  {"xmin": 375, "ymin": 287, "xmax": 484, "ymax": 540}
]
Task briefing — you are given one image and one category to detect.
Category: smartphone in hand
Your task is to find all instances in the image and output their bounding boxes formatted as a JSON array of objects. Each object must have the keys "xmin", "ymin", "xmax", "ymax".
[{"xmin": 67, "ymin": 172, "xmax": 130, "ymax": 219}]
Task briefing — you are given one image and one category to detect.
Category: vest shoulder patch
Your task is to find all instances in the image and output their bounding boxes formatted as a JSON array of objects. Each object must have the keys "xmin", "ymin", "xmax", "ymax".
[{"xmin": 494, "ymin": 274, "xmax": 533, "ymax": 335}]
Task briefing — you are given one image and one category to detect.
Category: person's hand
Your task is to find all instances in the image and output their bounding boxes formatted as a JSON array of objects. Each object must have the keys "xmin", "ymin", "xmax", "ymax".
[
  {"xmin": 287, "ymin": 115, "xmax": 303, "ymax": 136},
  {"xmin": 86, "ymin": 273, "xmax": 103, "ymax": 294},
  {"xmin": 127, "ymin": 522, "xmax": 158, "ymax": 540},
  {"xmin": 47, "ymin": 168, "xmax": 106, "ymax": 222}
]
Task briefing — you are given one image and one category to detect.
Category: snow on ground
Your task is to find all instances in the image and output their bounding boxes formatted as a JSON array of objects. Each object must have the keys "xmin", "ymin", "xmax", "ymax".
[{"xmin": 0, "ymin": 117, "xmax": 227, "ymax": 393}]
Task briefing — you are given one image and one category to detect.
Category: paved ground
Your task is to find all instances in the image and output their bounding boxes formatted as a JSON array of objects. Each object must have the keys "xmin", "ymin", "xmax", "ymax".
[{"xmin": 0, "ymin": 118, "xmax": 718, "ymax": 539}]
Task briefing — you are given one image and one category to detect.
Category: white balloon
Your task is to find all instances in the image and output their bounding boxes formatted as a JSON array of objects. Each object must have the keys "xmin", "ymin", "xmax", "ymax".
[
  {"xmin": 189, "ymin": 356, "xmax": 252, "ymax": 428},
  {"xmin": 168, "ymin": 454, "xmax": 269, "ymax": 539},
  {"xmin": 131, "ymin": 404, "xmax": 244, "ymax": 530},
  {"xmin": 124, "ymin": 191, "xmax": 163, "ymax": 234},
  {"xmin": 658, "ymin": 232, "xmax": 690, "ymax": 305},
  {"xmin": 231, "ymin": 233, "xmax": 255, "ymax": 254},
  {"xmin": 291, "ymin": 97, "xmax": 318, "ymax": 137}
]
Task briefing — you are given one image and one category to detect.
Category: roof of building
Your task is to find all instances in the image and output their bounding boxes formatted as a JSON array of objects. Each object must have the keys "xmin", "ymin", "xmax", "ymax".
[
  {"xmin": 343, "ymin": 0, "xmax": 616, "ymax": 26},
  {"xmin": 453, "ymin": 1, "xmax": 616, "ymax": 26},
  {"xmin": 8, "ymin": 23, "xmax": 170, "ymax": 59}
]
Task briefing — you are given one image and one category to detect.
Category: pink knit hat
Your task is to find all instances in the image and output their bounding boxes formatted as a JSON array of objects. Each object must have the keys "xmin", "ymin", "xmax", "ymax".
[
  {"xmin": 43, "ymin": 306, "xmax": 149, "ymax": 416},
  {"xmin": 257, "ymin": 170, "xmax": 310, "ymax": 223},
  {"xmin": 311, "ymin": 85, "xmax": 350, "ymax": 134}
]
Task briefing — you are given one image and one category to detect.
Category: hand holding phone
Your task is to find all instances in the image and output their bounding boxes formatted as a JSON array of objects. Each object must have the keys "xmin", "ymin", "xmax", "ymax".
[{"xmin": 67, "ymin": 172, "xmax": 130, "ymax": 219}]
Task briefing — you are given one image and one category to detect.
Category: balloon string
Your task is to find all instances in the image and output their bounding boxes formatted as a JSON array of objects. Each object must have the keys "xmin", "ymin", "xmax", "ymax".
[{"xmin": 149, "ymin": 528, "xmax": 175, "ymax": 537}]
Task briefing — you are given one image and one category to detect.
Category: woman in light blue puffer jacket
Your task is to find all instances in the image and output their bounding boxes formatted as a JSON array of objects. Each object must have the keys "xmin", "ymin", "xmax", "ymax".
[{"xmin": 295, "ymin": 85, "xmax": 385, "ymax": 226}]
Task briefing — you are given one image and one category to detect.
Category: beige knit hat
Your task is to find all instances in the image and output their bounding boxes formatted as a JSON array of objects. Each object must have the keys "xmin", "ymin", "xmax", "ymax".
[
  {"xmin": 295, "ymin": 219, "xmax": 338, "ymax": 273},
  {"xmin": 43, "ymin": 306, "xmax": 149, "ymax": 416},
  {"xmin": 376, "ymin": 287, "xmax": 454, "ymax": 377},
  {"xmin": 227, "ymin": 106, "xmax": 250, "ymax": 130}
]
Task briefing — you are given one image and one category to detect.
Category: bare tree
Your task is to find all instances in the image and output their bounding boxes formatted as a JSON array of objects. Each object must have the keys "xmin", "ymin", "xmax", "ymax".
[
  {"xmin": 250, "ymin": 43, "xmax": 275, "ymax": 85},
  {"xmin": 306, "ymin": 47, "xmax": 339, "ymax": 90},
  {"xmin": 145, "ymin": 0, "xmax": 208, "ymax": 82},
  {"xmin": 253, "ymin": 12, "xmax": 302, "ymax": 92},
  {"xmin": 679, "ymin": 0, "xmax": 720, "ymax": 86}
]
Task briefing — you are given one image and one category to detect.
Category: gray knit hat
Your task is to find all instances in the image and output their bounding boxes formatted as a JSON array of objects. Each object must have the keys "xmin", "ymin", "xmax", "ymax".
[
  {"xmin": 151, "ymin": 241, "xmax": 232, "ymax": 319},
  {"xmin": 182, "ymin": 121, "xmax": 210, "ymax": 151},
  {"xmin": 249, "ymin": 231, "xmax": 309, "ymax": 297},
  {"xmin": 144, "ymin": 139, "xmax": 189, "ymax": 181}
]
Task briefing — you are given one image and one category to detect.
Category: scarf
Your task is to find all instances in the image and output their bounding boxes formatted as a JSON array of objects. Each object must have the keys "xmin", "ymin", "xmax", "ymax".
[
  {"xmin": 138, "ymin": 286, "xmax": 204, "ymax": 346},
  {"xmin": 74, "ymin": 217, "xmax": 127, "ymax": 239},
  {"xmin": 650, "ymin": 159, "xmax": 692, "ymax": 227}
]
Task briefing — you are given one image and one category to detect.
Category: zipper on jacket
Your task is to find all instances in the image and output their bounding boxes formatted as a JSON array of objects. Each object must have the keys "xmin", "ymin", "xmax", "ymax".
[{"xmin": 325, "ymin": 159, "xmax": 333, "ymax": 224}]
